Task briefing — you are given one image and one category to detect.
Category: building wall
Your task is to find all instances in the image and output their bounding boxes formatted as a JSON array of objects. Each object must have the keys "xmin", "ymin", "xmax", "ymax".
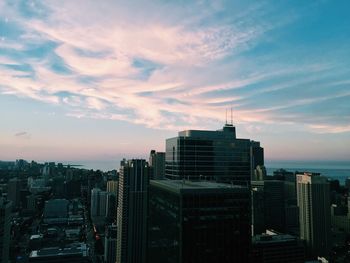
[{"xmin": 116, "ymin": 159, "xmax": 149, "ymax": 263}]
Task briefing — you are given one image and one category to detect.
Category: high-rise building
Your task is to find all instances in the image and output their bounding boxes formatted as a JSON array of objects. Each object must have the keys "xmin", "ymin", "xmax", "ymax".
[
  {"xmin": 149, "ymin": 150, "xmax": 165, "ymax": 179},
  {"xmin": 116, "ymin": 159, "xmax": 150, "ymax": 263},
  {"xmin": 7, "ymin": 178, "xmax": 21, "ymax": 209},
  {"xmin": 251, "ymin": 180, "xmax": 285, "ymax": 233},
  {"xmin": 104, "ymin": 224, "xmax": 117, "ymax": 263},
  {"xmin": 107, "ymin": 180, "xmax": 118, "ymax": 195},
  {"xmin": 297, "ymin": 173, "xmax": 331, "ymax": 259},
  {"xmin": 0, "ymin": 198, "xmax": 12, "ymax": 263},
  {"xmin": 165, "ymin": 124, "xmax": 263, "ymax": 183},
  {"xmin": 90, "ymin": 188, "xmax": 101, "ymax": 218},
  {"xmin": 105, "ymin": 192, "xmax": 117, "ymax": 223},
  {"xmin": 148, "ymin": 180, "xmax": 251, "ymax": 263}
]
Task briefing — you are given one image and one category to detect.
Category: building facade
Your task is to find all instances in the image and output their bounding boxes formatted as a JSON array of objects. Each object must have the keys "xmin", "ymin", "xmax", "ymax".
[
  {"xmin": 165, "ymin": 124, "xmax": 263, "ymax": 184},
  {"xmin": 116, "ymin": 159, "xmax": 150, "ymax": 263},
  {"xmin": 149, "ymin": 150, "xmax": 165, "ymax": 180},
  {"xmin": 148, "ymin": 180, "xmax": 251, "ymax": 263},
  {"xmin": 297, "ymin": 173, "xmax": 331, "ymax": 259},
  {"xmin": 0, "ymin": 198, "xmax": 11, "ymax": 263}
]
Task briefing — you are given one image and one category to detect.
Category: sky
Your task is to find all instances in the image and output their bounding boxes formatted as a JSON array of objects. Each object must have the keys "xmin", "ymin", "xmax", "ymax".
[{"xmin": 0, "ymin": 0, "xmax": 350, "ymax": 167}]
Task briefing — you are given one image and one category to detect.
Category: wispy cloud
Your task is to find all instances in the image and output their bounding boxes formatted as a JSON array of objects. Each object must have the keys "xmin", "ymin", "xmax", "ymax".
[{"xmin": 1, "ymin": 0, "xmax": 349, "ymax": 135}]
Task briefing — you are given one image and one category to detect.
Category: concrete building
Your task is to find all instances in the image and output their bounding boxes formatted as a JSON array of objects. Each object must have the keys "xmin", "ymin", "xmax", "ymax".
[
  {"xmin": 148, "ymin": 180, "xmax": 251, "ymax": 263},
  {"xmin": 106, "ymin": 180, "xmax": 118, "ymax": 195},
  {"xmin": 149, "ymin": 150, "xmax": 165, "ymax": 179},
  {"xmin": 0, "ymin": 198, "xmax": 11, "ymax": 263},
  {"xmin": 165, "ymin": 124, "xmax": 263, "ymax": 184},
  {"xmin": 297, "ymin": 172, "xmax": 331, "ymax": 259},
  {"xmin": 116, "ymin": 159, "xmax": 150, "ymax": 263}
]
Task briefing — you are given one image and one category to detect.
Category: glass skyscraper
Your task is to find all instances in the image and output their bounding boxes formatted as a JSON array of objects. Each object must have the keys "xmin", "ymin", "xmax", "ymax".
[{"xmin": 165, "ymin": 124, "xmax": 263, "ymax": 184}]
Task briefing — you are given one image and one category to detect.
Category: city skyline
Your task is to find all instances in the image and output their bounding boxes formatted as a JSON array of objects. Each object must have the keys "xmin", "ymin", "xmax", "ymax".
[{"xmin": 1, "ymin": 0, "xmax": 350, "ymax": 163}]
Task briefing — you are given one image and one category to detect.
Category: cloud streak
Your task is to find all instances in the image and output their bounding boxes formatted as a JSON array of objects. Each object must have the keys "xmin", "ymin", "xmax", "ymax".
[{"xmin": 0, "ymin": 0, "xmax": 349, "ymax": 135}]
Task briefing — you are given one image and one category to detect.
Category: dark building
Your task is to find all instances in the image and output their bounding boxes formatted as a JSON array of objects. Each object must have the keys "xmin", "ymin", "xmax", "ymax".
[
  {"xmin": 251, "ymin": 180, "xmax": 285, "ymax": 233},
  {"xmin": 116, "ymin": 159, "xmax": 150, "ymax": 263},
  {"xmin": 43, "ymin": 199, "xmax": 69, "ymax": 225},
  {"xmin": 148, "ymin": 180, "xmax": 251, "ymax": 263},
  {"xmin": 165, "ymin": 124, "xmax": 263, "ymax": 184},
  {"xmin": 28, "ymin": 243, "xmax": 90, "ymax": 263},
  {"xmin": 251, "ymin": 230, "xmax": 305, "ymax": 263},
  {"xmin": 0, "ymin": 198, "xmax": 11, "ymax": 263},
  {"xmin": 7, "ymin": 178, "xmax": 21, "ymax": 209},
  {"xmin": 105, "ymin": 224, "xmax": 117, "ymax": 263},
  {"xmin": 149, "ymin": 150, "xmax": 165, "ymax": 180}
]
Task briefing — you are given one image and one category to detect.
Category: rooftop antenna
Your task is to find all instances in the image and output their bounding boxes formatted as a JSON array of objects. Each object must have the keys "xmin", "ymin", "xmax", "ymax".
[
  {"xmin": 230, "ymin": 107, "xmax": 233, "ymax": 125},
  {"xmin": 225, "ymin": 109, "xmax": 228, "ymax": 125}
]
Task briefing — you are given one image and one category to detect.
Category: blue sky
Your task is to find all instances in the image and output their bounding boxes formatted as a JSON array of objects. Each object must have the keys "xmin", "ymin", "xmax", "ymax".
[{"xmin": 0, "ymin": 0, "xmax": 349, "ymax": 164}]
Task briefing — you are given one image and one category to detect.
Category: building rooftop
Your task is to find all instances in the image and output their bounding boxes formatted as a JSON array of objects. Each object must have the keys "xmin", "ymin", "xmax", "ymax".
[
  {"xmin": 150, "ymin": 179, "xmax": 248, "ymax": 194},
  {"xmin": 252, "ymin": 230, "xmax": 298, "ymax": 244},
  {"xmin": 29, "ymin": 243, "xmax": 88, "ymax": 258}
]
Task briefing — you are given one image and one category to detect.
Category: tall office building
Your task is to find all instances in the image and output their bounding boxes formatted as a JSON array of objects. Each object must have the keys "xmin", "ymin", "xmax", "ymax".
[
  {"xmin": 7, "ymin": 178, "xmax": 21, "ymax": 209},
  {"xmin": 104, "ymin": 224, "xmax": 117, "ymax": 263},
  {"xmin": 252, "ymin": 180, "xmax": 285, "ymax": 233},
  {"xmin": 107, "ymin": 180, "xmax": 118, "ymax": 195},
  {"xmin": 297, "ymin": 173, "xmax": 331, "ymax": 259},
  {"xmin": 149, "ymin": 150, "xmax": 165, "ymax": 179},
  {"xmin": 148, "ymin": 180, "xmax": 251, "ymax": 263},
  {"xmin": 165, "ymin": 124, "xmax": 263, "ymax": 183},
  {"xmin": 0, "ymin": 198, "xmax": 12, "ymax": 263},
  {"xmin": 116, "ymin": 159, "xmax": 150, "ymax": 263},
  {"xmin": 90, "ymin": 188, "xmax": 101, "ymax": 218}
]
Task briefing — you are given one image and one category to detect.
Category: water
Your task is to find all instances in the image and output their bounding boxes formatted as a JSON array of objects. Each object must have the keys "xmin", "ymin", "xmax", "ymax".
[
  {"xmin": 61, "ymin": 159, "xmax": 350, "ymax": 184},
  {"xmin": 265, "ymin": 160, "xmax": 350, "ymax": 184}
]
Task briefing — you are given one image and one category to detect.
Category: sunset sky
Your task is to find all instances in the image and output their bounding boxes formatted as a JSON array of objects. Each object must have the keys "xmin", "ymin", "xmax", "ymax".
[{"xmin": 1, "ymin": 0, "xmax": 349, "ymax": 165}]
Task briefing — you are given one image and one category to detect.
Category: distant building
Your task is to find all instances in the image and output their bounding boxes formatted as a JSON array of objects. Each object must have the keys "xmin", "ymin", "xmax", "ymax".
[
  {"xmin": 149, "ymin": 150, "xmax": 165, "ymax": 179},
  {"xmin": 28, "ymin": 243, "xmax": 89, "ymax": 263},
  {"xmin": 148, "ymin": 180, "xmax": 251, "ymax": 263},
  {"xmin": 7, "ymin": 178, "xmax": 21, "ymax": 209},
  {"xmin": 104, "ymin": 224, "xmax": 117, "ymax": 263},
  {"xmin": 331, "ymin": 197, "xmax": 350, "ymax": 233},
  {"xmin": 251, "ymin": 230, "xmax": 305, "ymax": 263},
  {"xmin": 90, "ymin": 188, "xmax": 108, "ymax": 224},
  {"xmin": 251, "ymin": 180, "xmax": 285, "ymax": 233},
  {"xmin": 165, "ymin": 124, "xmax": 263, "ymax": 183},
  {"xmin": 297, "ymin": 173, "xmax": 331, "ymax": 259},
  {"xmin": 116, "ymin": 159, "xmax": 150, "ymax": 263},
  {"xmin": 43, "ymin": 199, "xmax": 69, "ymax": 225},
  {"xmin": 106, "ymin": 180, "xmax": 118, "ymax": 195},
  {"xmin": 0, "ymin": 198, "xmax": 11, "ymax": 263}
]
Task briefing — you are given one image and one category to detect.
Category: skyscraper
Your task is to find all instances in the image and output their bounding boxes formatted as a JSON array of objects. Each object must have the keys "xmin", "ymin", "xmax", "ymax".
[
  {"xmin": 105, "ymin": 224, "xmax": 117, "ymax": 263},
  {"xmin": 297, "ymin": 172, "xmax": 331, "ymax": 259},
  {"xmin": 116, "ymin": 159, "xmax": 150, "ymax": 263},
  {"xmin": 0, "ymin": 198, "xmax": 12, "ymax": 263},
  {"xmin": 251, "ymin": 180, "xmax": 285, "ymax": 233},
  {"xmin": 148, "ymin": 180, "xmax": 251, "ymax": 263},
  {"xmin": 165, "ymin": 124, "xmax": 263, "ymax": 184},
  {"xmin": 149, "ymin": 150, "xmax": 165, "ymax": 180}
]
